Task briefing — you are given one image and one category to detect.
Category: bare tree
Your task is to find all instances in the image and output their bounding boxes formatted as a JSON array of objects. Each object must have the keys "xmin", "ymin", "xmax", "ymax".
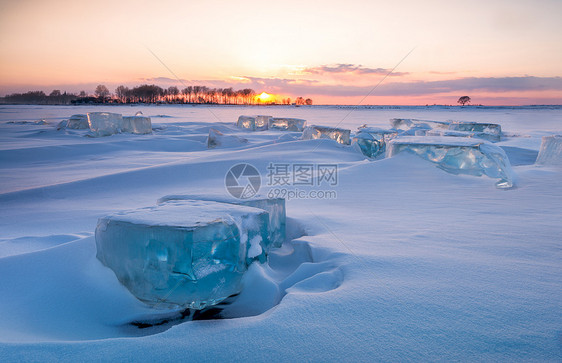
[
  {"xmin": 167, "ymin": 86, "xmax": 179, "ymax": 103},
  {"xmin": 115, "ymin": 85, "xmax": 129, "ymax": 103},
  {"xmin": 95, "ymin": 84, "xmax": 110, "ymax": 101},
  {"xmin": 182, "ymin": 87, "xmax": 193, "ymax": 103}
]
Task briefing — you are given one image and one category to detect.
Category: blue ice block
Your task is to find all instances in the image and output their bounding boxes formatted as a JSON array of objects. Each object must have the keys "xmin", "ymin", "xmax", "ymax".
[
  {"xmin": 387, "ymin": 136, "xmax": 515, "ymax": 188},
  {"xmin": 535, "ymin": 135, "xmax": 562, "ymax": 166},
  {"xmin": 268, "ymin": 117, "xmax": 307, "ymax": 131},
  {"xmin": 236, "ymin": 115, "xmax": 271, "ymax": 131},
  {"xmin": 95, "ymin": 200, "xmax": 270, "ymax": 309},
  {"xmin": 302, "ymin": 125, "xmax": 351, "ymax": 145},
  {"xmin": 447, "ymin": 122, "xmax": 501, "ymax": 142},
  {"xmin": 390, "ymin": 118, "xmax": 450, "ymax": 130},
  {"xmin": 352, "ymin": 132, "xmax": 385, "ymax": 158},
  {"xmin": 157, "ymin": 195, "xmax": 286, "ymax": 249}
]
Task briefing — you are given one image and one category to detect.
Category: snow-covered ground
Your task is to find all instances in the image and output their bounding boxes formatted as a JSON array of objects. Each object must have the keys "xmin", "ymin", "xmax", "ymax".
[{"xmin": 0, "ymin": 104, "xmax": 561, "ymax": 361}]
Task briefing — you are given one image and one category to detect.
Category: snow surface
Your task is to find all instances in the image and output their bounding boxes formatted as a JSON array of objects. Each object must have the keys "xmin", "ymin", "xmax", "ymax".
[{"xmin": 0, "ymin": 104, "xmax": 561, "ymax": 361}]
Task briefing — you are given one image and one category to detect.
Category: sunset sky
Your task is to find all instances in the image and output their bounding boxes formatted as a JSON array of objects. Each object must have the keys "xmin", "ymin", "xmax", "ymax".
[{"xmin": 1, "ymin": 0, "xmax": 561, "ymax": 105}]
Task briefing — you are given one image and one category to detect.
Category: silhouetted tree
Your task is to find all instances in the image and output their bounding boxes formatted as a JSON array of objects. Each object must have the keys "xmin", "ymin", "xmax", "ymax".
[
  {"xmin": 182, "ymin": 86, "xmax": 193, "ymax": 103},
  {"xmin": 95, "ymin": 84, "xmax": 110, "ymax": 101},
  {"xmin": 115, "ymin": 85, "xmax": 129, "ymax": 103},
  {"xmin": 167, "ymin": 86, "xmax": 179, "ymax": 102},
  {"xmin": 2, "ymin": 83, "xmax": 294, "ymax": 106},
  {"xmin": 457, "ymin": 96, "xmax": 471, "ymax": 106},
  {"xmin": 130, "ymin": 84, "xmax": 163, "ymax": 103},
  {"xmin": 305, "ymin": 98, "xmax": 313, "ymax": 105}
]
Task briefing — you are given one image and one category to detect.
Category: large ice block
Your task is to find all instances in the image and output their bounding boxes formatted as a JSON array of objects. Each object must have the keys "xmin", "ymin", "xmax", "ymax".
[
  {"xmin": 387, "ymin": 136, "xmax": 515, "ymax": 188},
  {"xmin": 448, "ymin": 122, "xmax": 501, "ymax": 142},
  {"xmin": 390, "ymin": 118, "xmax": 450, "ymax": 130},
  {"xmin": 157, "ymin": 195, "xmax": 286, "ymax": 249},
  {"xmin": 353, "ymin": 127, "xmax": 401, "ymax": 157},
  {"xmin": 66, "ymin": 114, "xmax": 89, "ymax": 129},
  {"xmin": 448, "ymin": 121, "xmax": 501, "ymax": 134},
  {"xmin": 268, "ymin": 117, "xmax": 307, "ymax": 131},
  {"xmin": 207, "ymin": 128, "xmax": 248, "ymax": 149},
  {"xmin": 121, "ymin": 116, "xmax": 152, "ymax": 134},
  {"xmin": 302, "ymin": 125, "xmax": 351, "ymax": 145},
  {"xmin": 352, "ymin": 132, "xmax": 385, "ymax": 158},
  {"xmin": 358, "ymin": 126, "xmax": 400, "ymax": 140},
  {"xmin": 426, "ymin": 129, "xmax": 500, "ymax": 143},
  {"xmin": 236, "ymin": 115, "xmax": 271, "ymax": 131},
  {"xmin": 95, "ymin": 200, "xmax": 270, "ymax": 309},
  {"xmin": 535, "ymin": 135, "xmax": 562, "ymax": 166},
  {"xmin": 87, "ymin": 112, "xmax": 123, "ymax": 136}
]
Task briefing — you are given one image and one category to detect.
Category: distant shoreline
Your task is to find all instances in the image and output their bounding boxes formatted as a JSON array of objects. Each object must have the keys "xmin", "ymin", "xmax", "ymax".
[{"xmin": 1, "ymin": 103, "xmax": 561, "ymax": 109}]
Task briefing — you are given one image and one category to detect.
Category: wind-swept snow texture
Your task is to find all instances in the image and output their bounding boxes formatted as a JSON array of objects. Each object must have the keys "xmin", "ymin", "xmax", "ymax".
[{"xmin": 0, "ymin": 105, "xmax": 561, "ymax": 361}]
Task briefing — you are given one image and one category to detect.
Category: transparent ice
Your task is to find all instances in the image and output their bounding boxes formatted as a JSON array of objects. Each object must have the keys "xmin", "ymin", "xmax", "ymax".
[
  {"xmin": 448, "ymin": 122, "xmax": 501, "ymax": 142},
  {"xmin": 352, "ymin": 132, "xmax": 384, "ymax": 158},
  {"xmin": 157, "ymin": 195, "xmax": 286, "ymax": 249},
  {"xmin": 387, "ymin": 136, "xmax": 515, "ymax": 188},
  {"xmin": 121, "ymin": 116, "xmax": 152, "ymax": 134},
  {"xmin": 268, "ymin": 117, "xmax": 307, "ymax": 131},
  {"xmin": 426, "ymin": 129, "xmax": 500, "ymax": 143},
  {"xmin": 353, "ymin": 126, "xmax": 400, "ymax": 157},
  {"xmin": 390, "ymin": 118, "xmax": 450, "ymax": 130},
  {"xmin": 87, "ymin": 112, "xmax": 123, "ymax": 136},
  {"xmin": 95, "ymin": 200, "xmax": 270, "ymax": 309},
  {"xmin": 535, "ymin": 135, "xmax": 562, "ymax": 166},
  {"xmin": 66, "ymin": 114, "xmax": 89, "ymax": 129},
  {"xmin": 302, "ymin": 125, "xmax": 351, "ymax": 145},
  {"xmin": 236, "ymin": 115, "xmax": 271, "ymax": 131}
]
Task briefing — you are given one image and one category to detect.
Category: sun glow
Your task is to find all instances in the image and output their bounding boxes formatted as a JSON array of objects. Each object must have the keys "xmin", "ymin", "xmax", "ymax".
[{"xmin": 256, "ymin": 92, "xmax": 276, "ymax": 103}]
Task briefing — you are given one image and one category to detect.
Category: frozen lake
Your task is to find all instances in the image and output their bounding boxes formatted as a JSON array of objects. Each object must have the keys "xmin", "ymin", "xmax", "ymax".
[{"xmin": 0, "ymin": 104, "xmax": 561, "ymax": 361}]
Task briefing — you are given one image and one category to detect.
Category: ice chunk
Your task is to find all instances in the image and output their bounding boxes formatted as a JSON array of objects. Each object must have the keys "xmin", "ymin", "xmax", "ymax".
[
  {"xmin": 95, "ymin": 200, "xmax": 270, "ymax": 309},
  {"xmin": 448, "ymin": 121, "xmax": 501, "ymax": 142},
  {"xmin": 268, "ymin": 117, "xmax": 307, "ymax": 131},
  {"xmin": 352, "ymin": 132, "xmax": 384, "ymax": 158},
  {"xmin": 357, "ymin": 126, "xmax": 399, "ymax": 140},
  {"xmin": 387, "ymin": 136, "xmax": 515, "ymax": 188},
  {"xmin": 56, "ymin": 120, "xmax": 67, "ymax": 130},
  {"xmin": 449, "ymin": 121, "xmax": 501, "ymax": 134},
  {"xmin": 236, "ymin": 115, "xmax": 271, "ymax": 131},
  {"xmin": 66, "ymin": 114, "xmax": 89, "ymax": 129},
  {"xmin": 302, "ymin": 125, "xmax": 351, "ymax": 145},
  {"xmin": 353, "ymin": 127, "xmax": 399, "ymax": 157},
  {"xmin": 157, "ymin": 195, "xmax": 286, "ymax": 249},
  {"xmin": 87, "ymin": 112, "xmax": 123, "ymax": 136},
  {"xmin": 207, "ymin": 128, "xmax": 248, "ymax": 149},
  {"xmin": 236, "ymin": 198, "xmax": 285, "ymax": 249},
  {"xmin": 121, "ymin": 116, "xmax": 152, "ymax": 134},
  {"xmin": 390, "ymin": 118, "xmax": 450, "ymax": 130},
  {"xmin": 426, "ymin": 129, "xmax": 500, "ymax": 143},
  {"xmin": 535, "ymin": 135, "xmax": 562, "ymax": 166}
]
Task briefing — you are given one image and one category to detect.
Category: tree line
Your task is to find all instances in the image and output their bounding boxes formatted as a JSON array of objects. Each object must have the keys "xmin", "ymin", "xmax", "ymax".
[{"xmin": 1, "ymin": 84, "xmax": 313, "ymax": 105}]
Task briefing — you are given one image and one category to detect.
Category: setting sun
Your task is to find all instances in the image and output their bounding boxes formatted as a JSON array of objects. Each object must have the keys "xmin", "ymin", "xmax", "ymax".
[{"xmin": 257, "ymin": 92, "xmax": 273, "ymax": 103}]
